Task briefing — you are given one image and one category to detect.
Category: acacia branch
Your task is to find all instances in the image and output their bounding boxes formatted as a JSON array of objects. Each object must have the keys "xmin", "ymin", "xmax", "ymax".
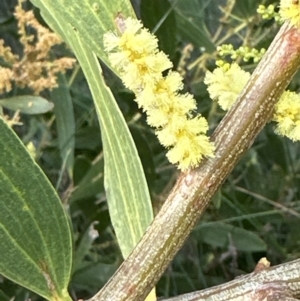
[
  {"xmin": 162, "ymin": 258, "xmax": 300, "ymax": 301},
  {"xmin": 89, "ymin": 22, "xmax": 300, "ymax": 301}
]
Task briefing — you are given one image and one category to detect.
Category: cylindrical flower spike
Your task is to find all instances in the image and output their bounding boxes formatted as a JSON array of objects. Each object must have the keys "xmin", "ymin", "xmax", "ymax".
[{"xmin": 103, "ymin": 17, "xmax": 215, "ymax": 171}]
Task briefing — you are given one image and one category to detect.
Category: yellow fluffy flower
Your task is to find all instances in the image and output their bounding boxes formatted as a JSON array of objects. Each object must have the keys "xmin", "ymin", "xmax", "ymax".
[
  {"xmin": 103, "ymin": 17, "xmax": 215, "ymax": 170},
  {"xmin": 279, "ymin": 0, "xmax": 300, "ymax": 28},
  {"xmin": 204, "ymin": 61, "xmax": 300, "ymax": 142},
  {"xmin": 273, "ymin": 91, "xmax": 300, "ymax": 141},
  {"xmin": 204, "ymin": 63, "xmax": 250, "ymax": 110},
  {"xmin": 104, "ymin": 18, "xmax": 172, "ymax": 92}
]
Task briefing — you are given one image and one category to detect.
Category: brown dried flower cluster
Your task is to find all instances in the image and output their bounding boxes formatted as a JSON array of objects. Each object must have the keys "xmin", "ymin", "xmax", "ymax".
[{"xmin": 0, "ymin": 0, "xmax": 76, "ymax": 95}]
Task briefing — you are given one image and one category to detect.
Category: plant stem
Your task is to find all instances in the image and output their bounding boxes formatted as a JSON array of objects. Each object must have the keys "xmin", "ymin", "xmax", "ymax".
[
  {"xmin": 161, "ymin": 258, "xmax": 300, "ymax": 301},
  {"xmin": 89, "ymin": 22, "xmax": 300, "ymax": 301}
]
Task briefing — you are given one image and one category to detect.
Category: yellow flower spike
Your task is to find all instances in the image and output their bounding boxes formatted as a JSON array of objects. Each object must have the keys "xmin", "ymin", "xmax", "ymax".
[
  {"xmin": 280, "ymin": 0, "xmax": 300, "ymax": 28},
  {"xmin": 104, "ymin": 17, "xmax": 215, "ymax": 170}
]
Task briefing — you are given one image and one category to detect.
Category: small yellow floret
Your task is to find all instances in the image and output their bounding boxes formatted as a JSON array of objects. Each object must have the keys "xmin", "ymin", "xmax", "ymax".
[
  {"xmin": 167, "ymin": 128, "xmax": 215, "ymax": 170},
  {"xmin": 204, "ymin": 63, "xmax": 250, "ymax": 110},
  {"xmin": 273, "ymin": 90, "xmax": 300, "ymax": 141},
  {"xmin": 279, "ymin": 0, "xmax": 300, "ymax": 28},
  {"xmin": 104, "ymin": 17, "xmax": 215, "ymax": 170}
]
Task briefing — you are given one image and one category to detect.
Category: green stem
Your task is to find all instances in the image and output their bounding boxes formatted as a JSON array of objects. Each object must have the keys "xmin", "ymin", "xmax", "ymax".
[{"xmin": 90, "ymin": 22, "xmax": 300, "ymax": 301}]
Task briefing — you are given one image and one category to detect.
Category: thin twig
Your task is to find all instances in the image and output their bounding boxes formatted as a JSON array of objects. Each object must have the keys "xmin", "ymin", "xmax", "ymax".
[
  {"xmin": 161, "ymin": 258, "xmax": 300, "ymax": 301},
  {"xmin": 234, "ymin": 186, "xmax": 300, "ymax": 218}
]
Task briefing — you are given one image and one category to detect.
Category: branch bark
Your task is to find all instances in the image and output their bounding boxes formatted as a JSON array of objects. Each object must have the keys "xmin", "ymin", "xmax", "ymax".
[
  {"xmin": 161, "ymin": 258, "xmax": 300, "ymax": 301},
  {"xmin": 89, "ymin": 22, "xmax": 300, "ymax": 301}
]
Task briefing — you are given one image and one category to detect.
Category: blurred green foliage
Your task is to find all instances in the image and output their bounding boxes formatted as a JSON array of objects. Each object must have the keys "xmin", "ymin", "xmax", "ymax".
[{"xmin": 2, "ymin": 0, "xmax": 300, "ymax": 300}]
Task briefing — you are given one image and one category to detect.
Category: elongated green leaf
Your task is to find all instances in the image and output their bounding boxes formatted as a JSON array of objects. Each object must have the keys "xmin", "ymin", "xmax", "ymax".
[
  {"xmin": 30, "ymin": 0, "xmax": 135, "ymax": 71},
  {"xmin": 0, "ymin": 117, "xmax": 72, "ymax": 301},
  {"xmin": 0, "ymin": 95, "xmax": 54, "ymax": 114},
  {"xmin": 30, "ymin": 1, "xmax": 153, "ymax": 258},
  {"xmin": 70, "ymin": 35, "xmax": 153, "ymax": 258},
  {"xmin": 50, "ymin": 73, "xmax": 75, "ymax": 179}
]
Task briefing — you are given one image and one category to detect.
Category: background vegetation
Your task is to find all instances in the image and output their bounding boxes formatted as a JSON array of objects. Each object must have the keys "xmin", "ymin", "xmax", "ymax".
[{"xmin": 1, "ymin": 0, "xmax": 300, "ymax": 300}]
